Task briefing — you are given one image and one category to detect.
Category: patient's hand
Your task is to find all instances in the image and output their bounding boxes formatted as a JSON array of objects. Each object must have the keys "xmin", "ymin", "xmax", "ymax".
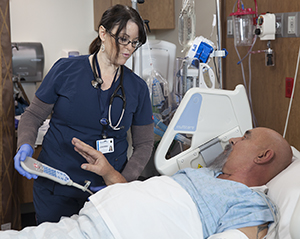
[{"xmin": 72, "ymin": 137, "xmax": 127, "ymax": 185}]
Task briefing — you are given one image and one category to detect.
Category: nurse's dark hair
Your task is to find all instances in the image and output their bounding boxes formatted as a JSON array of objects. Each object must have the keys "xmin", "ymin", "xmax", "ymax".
[{"xmin": 89, "ymin": 4, "xmax": 147, "ymax": 55}]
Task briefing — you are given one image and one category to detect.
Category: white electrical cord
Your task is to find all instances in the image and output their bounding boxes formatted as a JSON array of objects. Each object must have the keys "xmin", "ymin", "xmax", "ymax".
[{"xmin": 283, "ymin": 46, "xmax": 300, "ymax": 138}]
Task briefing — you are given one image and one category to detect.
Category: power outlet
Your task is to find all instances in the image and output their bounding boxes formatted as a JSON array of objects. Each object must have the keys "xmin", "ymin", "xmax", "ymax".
[
  {"xmin": 227, "ymin": 17, "xmax": 233, "ymax": 38},
  {"xmin": 285, "ymin": 12, "xmax": 299, "ymax": 37},
  {"xmin": 274, "ymin": 12, "xmax": 300, "ymax": 38},
  {"xmin": 288, "ymin": 15, "xmax": 296, "ymax": 34},
  {"xmin": 285, "ymin": 77, "xmax": 294, "ymax": 98}
]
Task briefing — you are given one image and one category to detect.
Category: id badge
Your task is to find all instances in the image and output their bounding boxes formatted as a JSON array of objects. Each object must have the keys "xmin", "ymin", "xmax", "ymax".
[{"xmin": 96, "ymin": 138, "xmax": 114, "ymax": 154}]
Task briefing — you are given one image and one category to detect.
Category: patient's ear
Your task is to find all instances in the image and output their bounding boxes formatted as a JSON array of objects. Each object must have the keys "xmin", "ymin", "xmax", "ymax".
[{"xmin": 255, "ymin": 149, "xmax": 274, "ymax": 164}]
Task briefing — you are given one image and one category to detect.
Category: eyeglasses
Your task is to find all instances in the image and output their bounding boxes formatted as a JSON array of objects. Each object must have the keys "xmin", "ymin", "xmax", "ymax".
[{"xmin": 107, "ymin": 30, "xmax": 141, "ymax": 49}]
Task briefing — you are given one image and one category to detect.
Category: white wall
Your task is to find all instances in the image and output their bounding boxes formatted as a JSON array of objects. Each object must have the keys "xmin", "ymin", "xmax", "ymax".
[
  {"xmin": 10, "ymin": 0, "xmax": 217, "ymax": 101},
  {"xmin": 10, "ymin": 0, "xmax": 96, "ymax": 73},
  {"xmin": 10, "ymin": 0, "xmax": 97, "ymax": 101}
]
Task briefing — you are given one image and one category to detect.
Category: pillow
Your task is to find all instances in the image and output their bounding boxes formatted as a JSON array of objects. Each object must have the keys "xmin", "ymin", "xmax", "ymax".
[{"xmin": 266, "ymin": 146, "xmax": 300, "ymax": 239}]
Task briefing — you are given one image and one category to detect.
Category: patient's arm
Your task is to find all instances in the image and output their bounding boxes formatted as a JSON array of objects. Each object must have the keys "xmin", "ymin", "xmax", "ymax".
[
  {"xmin": 238, "ymin": 223, "xmax": 268, "ymax": 239},
  {"xmin": 72, "ymin": 137, "xmax": 127, "ymax": 185}
]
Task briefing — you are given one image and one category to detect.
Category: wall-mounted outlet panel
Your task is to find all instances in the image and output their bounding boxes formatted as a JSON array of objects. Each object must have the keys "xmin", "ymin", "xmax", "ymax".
[
  {"xmin": 227, "ymin": 12, "xmax": 300, "ymax": 38},
  {"xmin": 275, "ymin": 12, "xmax": 300, "ymax": 37},
  {"xmin": 286, "ymin": 12, "xmax": 299, "ymax": 37},
  {"xmin": 275, "ymin": 13, "xmax": 284, "ymax": 37}
]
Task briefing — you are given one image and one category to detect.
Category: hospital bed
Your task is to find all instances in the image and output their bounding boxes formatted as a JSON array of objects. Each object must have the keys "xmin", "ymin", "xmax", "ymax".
[{"xmin": 154, "ymin": 85, "xmax": 300, "ymax": 239}]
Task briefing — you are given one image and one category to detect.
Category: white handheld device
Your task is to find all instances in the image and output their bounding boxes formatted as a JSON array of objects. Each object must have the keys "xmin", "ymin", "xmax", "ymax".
[{"xmin": 21, "ymin": 156, "xmax": 93, "ymax": 195}]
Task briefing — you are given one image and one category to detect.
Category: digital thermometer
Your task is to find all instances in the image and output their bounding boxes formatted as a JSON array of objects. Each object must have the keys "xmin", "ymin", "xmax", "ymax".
[{"xmin": 21, "ymin": 156, "xmax": 93, "ymax": 195}]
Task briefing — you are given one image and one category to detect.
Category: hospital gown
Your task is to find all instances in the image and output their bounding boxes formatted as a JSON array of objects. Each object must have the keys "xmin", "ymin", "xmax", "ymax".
[{"xmin": 172, "ymin": 168, "xmax": 275, "ymax": 238}]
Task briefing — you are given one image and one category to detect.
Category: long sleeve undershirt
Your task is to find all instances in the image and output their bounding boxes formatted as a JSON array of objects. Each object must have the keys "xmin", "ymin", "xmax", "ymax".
[{"xmin": 17, "ymin": 96, "xmax": 154, "ymax": 181}]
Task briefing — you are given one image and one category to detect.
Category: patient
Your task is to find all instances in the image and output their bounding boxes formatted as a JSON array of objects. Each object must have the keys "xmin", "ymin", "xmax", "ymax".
[{"xmin": 1, "ymin": 127, "xmax": 292, "ymax": 239}]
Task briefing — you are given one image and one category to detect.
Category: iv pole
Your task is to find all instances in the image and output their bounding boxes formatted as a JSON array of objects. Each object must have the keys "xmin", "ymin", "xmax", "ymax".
[
  {"xmin": 131, "ymin": 0, "xmax": 138, "ymax": 11},
  {"xmin": 131, "ymin": 0, "xmax": 145, "ymax": 77},
  {"xmin": 131, "ymin": 0, "xmax": 146, "ymax": 12},
  {"xmin": 215, "ymin": 0, "xmax": 223, "ymax": 88}
]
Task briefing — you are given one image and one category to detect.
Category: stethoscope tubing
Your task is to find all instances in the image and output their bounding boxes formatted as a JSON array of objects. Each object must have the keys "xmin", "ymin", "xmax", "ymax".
[{"xmin": 92, "ymin": 51, "xmax": 126, "ymax": 131}]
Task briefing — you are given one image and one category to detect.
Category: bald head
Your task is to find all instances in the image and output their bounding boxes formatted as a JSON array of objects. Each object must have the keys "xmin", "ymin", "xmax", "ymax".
[
  {"xmin": 257, "ymin": 127, "xmax": 292, "ymax": 179},
  {"xmin": 220, "ymin": 127, "xmax": 293, "ymax": 186}
]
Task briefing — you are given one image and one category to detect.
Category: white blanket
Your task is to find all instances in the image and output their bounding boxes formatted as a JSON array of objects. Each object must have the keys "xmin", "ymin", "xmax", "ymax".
[
  {"xmin": 0, "ymin": 176, "xmax": 203, "ymax": 239},
  {"xmin": 0, "ymin": 201, "xmax": 114, "ymax": 239},
  {"xmin": 89, "ymin": 176, "xmax": 203, "ymax": 239}
]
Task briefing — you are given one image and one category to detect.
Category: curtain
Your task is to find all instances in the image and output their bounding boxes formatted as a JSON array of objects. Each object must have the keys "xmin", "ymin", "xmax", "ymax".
[{"xmin": 0, "ymin": 0, "xmax": 21, "ymax": 230}]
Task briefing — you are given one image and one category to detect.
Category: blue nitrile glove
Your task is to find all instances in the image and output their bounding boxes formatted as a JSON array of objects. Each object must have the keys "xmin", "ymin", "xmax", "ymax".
[
  {"xmin": 90, "ymin": 185, "xmax": 107, "ymax": 192},
  {"xmin": 14, "ymin": 144, "xmax": 38, "ymax": 179}
]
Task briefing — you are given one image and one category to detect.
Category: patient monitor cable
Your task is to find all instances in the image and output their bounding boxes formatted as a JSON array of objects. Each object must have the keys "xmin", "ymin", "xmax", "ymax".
[
  {"xmin": 21, "ymin": 156, "xmax": 94, "ymax": 195},
  {"xmin": 252, "ymin": 189, "xmax": 280, "ymax": 239},
  {"xmin": 283, "ymin": 46, "xmax": 300, "ymax": 138}
]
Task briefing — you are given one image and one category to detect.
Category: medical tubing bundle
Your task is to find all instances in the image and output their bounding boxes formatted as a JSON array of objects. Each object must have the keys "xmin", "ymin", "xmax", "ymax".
[
  {"xmin": 237, "ymin": 35, "xmax": 257, "ymax": 65},
  {"xmin": 153, "ymin": 115, "xmax": 191, "ymax": 145},
  {"xmin": 233, "ymin": 36, "xmax": 258, "ymax": 127},
  {"xmin": 252, "ymin": 189, "xmax": 280, "ymax": 239},
  {"xmin": 144, "ymin": 37, "xmax": 169, "ymax": 108},
  {"xmin": 283, "ymin": 46, "xmax": 300, "ymax": 138},
  {"xmin": 231, "ymin": 0, "xmax": 259, "ymax": 128},
  {"xmin": 247, "ymin": 38, "xmax": 258, "ymax": 128}
]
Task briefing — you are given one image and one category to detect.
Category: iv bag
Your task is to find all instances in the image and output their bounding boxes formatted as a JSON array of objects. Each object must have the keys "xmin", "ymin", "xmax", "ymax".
[
  {"xmin": 178, "ymin": 0, "xmax": 196, "ymax": 53},
  {"xmin": 146, "ymin": 69, "xmax": 176, "ymax": 128},
  {"xmin": 146, "ymin": 69, "xmax": 169, "ymax": 108}
]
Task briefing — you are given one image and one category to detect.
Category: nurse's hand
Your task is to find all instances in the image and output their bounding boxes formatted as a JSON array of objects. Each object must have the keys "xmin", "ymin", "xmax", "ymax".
[
  {"xmin": 89, "ymin": 185, "xmax": 107, "ymax": 192},
  {"xmin": 14, "ymin": 144, "xmax": 38, "ymax": 179},
  {"xmin": 72, "ymin": 137, "xmax": 127, "ymax": 185}
]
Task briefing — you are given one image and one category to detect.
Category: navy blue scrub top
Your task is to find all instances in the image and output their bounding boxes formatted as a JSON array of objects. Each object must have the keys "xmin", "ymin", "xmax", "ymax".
[{"xmin": 35, "ymin": 55, "xmax": 153, "ymax": 198}]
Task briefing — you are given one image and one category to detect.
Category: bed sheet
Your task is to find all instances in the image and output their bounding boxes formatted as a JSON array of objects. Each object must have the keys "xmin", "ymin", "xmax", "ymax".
[{"xmin": 266, "ymin": 146, "xmax": 300, "ymax": 239}]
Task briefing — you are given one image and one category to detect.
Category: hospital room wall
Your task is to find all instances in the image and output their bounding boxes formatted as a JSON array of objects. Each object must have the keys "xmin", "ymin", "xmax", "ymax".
[
  {"xmin": 10, "ymin": 0, "xmax": 217, "ymax": 102},
  {"xmin": 222, "ymin": 0, "xmax": 300, "ymax": 149},
  {"xmin": 10, "ymin": 0, "xmax": 97, "ymax": 102}
]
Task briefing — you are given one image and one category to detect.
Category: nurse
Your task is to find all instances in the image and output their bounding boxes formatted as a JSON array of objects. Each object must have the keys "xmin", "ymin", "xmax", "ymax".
[{"xmin": 14, "ymin": 4, "xmax": 154, "ymax": 224}]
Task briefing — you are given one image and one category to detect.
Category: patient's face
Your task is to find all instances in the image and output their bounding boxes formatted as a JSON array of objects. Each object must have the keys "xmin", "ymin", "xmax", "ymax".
[
  {"xmin": 207, "ymin": 144, "xmax": 232, "ymax": 171},
  {"xmin": 222, "ymin": 128, "xmax": 266, "ymax": 172}
]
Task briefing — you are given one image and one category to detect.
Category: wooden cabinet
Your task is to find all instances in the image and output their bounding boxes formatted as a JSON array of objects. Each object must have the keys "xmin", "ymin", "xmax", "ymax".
[{"xmin": 93, "ymin": 0, "xmax": 175, "ymax": 31}]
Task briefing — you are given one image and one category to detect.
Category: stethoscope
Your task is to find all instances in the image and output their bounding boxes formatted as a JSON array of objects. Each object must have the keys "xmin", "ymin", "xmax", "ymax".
[{"xmin": 91, "ymin": 50, "xmax": 126, "ymax": 132}]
